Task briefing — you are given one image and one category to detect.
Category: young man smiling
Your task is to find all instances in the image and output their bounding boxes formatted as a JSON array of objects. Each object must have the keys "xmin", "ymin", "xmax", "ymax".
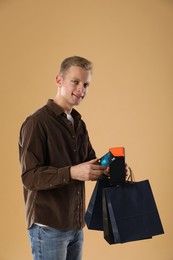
[{"xmin": 19, "ymin": 56, "xmax": 107, "ymax": 260}]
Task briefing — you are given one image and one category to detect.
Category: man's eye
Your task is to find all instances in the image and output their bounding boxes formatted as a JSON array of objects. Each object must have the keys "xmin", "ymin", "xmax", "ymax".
[
  {"xmin": 84, "ymin": 83, "xmax": 89, "ymax": 88},
  {"xmin": 71, "ymin": 80, "xmax": 79, "ymax": 85}
]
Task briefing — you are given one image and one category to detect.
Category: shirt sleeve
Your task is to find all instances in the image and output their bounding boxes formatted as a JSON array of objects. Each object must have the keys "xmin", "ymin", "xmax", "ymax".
[{"xmin": 19, "ymin": 116, "xmax": 71, "ymax": 191}]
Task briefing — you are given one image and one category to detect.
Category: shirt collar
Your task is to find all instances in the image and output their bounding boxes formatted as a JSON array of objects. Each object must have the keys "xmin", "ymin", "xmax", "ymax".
[{"xmin": 46, "ymin": 99, "xmax": 81, "ymax": 119}]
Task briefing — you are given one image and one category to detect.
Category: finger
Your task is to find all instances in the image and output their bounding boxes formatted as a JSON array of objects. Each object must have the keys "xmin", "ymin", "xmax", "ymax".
[
  {"xmin": 91, "ymin": 174, "xmax": 101, "ymax": 181},
  {"xmin": 89, "ymin": 158, "xmax": 98, "ymax": 164},
  {"xmin": 94, "ymin": 165, "xmax": 107, "ymax": 171}
]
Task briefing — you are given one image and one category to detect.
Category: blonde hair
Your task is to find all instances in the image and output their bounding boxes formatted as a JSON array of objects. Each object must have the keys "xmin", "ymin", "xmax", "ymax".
[{"xmin": 60, "ymin": 56, "xmax": 93, "ymax": 75}]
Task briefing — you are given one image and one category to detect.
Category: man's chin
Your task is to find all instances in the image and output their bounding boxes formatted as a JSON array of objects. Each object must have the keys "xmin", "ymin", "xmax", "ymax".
[{"xmin": 73, "ymin": 100, "xmax": 82, "ymax": 106}]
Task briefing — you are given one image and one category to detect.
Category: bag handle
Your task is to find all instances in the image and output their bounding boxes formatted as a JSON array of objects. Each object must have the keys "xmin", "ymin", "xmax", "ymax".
[{"xmin": 126, "ymin": 166, "xmax": 135, "ymax": 183}]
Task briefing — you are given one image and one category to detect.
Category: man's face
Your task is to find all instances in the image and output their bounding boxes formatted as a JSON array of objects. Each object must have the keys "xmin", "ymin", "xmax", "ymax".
[{"xmin": 56, "ymin": 66, "xmax": 91, "ymax": 110}]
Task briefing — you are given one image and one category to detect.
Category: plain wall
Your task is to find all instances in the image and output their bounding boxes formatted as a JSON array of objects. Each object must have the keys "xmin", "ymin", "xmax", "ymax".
[{"xmin": 0, "ymin": 0, "xmax": 172, "ymax": 259}]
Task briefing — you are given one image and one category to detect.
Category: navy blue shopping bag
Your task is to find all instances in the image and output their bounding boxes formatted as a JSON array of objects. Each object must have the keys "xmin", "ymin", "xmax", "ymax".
[
  {"xmin": 85, "ymin": 149, "xmax": 126, "ymax": 231},
  {"xmin": 102, "ymin": 180, "xmax": 164, "ymax": 244},
  {"xmin": 85, "ymin": 177, "xmax": 111, "ymax": 230}
]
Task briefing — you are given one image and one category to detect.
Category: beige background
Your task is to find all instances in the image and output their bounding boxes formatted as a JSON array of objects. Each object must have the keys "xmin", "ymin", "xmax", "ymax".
[{"xmin": 0, "ymin": 0, "xmax": 172, "ymax": 259}]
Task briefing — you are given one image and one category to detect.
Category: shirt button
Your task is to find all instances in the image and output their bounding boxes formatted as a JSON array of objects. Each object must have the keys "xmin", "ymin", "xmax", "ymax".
[
  {"xmin": 63, "ymin": 178, "xmax": 66, "ymax": 182},
  {"xmin": 77, "ymin": 191, "xmax": 80, "ymax": 195},
  {"xmin": 72, "ymin": 135, "xmax": 75, "ymax": 139},
  {"xmin": 73, "ymin": 149, "xmax": 77, "ymax": 152}
]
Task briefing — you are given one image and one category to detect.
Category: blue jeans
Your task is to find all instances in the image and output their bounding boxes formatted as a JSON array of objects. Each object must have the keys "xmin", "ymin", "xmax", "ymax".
[{"xmin": 28, "ymin": 224, "xmax": 84, "ymax": 260}]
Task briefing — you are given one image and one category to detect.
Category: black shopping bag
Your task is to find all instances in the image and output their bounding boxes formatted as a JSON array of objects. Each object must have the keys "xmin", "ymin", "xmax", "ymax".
[
  {"xmin": 103, "ymin": 180, "xmax": 164, "ymax": 244},
  {"xmin": 85, "ymin": 177, "xmax": 111, "ymax": 230}
]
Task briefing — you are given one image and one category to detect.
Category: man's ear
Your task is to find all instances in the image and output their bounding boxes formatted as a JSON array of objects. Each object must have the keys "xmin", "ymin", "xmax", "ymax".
[{"xmin": 55, "ymin": 74, "xmax": 62, "ymax": 86}]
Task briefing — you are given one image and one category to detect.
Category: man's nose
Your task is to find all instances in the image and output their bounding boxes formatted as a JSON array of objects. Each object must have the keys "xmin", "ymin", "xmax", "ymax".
[{"xmin": 77, "ymin": 83, "xmax": 85, "ymax": 92}]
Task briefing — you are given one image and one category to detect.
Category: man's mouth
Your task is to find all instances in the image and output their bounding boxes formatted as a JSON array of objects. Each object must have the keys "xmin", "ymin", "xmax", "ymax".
[{"xmin": 72, "ymin": 93, "xmax": 84, "ymax": 99}]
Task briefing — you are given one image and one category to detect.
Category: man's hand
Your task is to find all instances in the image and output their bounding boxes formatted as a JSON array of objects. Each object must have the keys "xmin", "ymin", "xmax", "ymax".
[{"xmin": 70, "ymin": 159, "xmax": 108, "ymax": 181}]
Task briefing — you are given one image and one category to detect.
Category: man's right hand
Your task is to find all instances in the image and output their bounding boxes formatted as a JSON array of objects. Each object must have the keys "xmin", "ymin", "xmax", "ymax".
[{"xmin": 70, "ymin": 159, "xmax": 108, "ymax": 181}]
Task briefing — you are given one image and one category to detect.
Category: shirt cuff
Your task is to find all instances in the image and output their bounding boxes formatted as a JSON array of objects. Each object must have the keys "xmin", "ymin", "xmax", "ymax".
[{"xmin": 57, "ymin": 166, "xmax": 71, "ymax": 184}]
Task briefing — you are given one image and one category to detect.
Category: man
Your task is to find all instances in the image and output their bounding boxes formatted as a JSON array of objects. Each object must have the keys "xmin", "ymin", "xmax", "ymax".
[{"xmin": 19, "ymin": 56, "xmax": 107, "ymax": 260}]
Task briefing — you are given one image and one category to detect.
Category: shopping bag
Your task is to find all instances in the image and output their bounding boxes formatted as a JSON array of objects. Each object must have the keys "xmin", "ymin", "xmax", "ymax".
[
  {"xmin": 103, "ymin": 180, "xmax": 164, "ymax": 244},
  {"xmin": 85, "ymin": 177, "xmax": 111, "ymax": 230}
]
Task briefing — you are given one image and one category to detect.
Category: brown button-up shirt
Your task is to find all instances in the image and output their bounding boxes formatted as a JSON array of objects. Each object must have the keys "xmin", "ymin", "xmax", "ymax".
[{"xmin": 19, "ymin": 99, "xmax": 96, "ymax": 230}]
